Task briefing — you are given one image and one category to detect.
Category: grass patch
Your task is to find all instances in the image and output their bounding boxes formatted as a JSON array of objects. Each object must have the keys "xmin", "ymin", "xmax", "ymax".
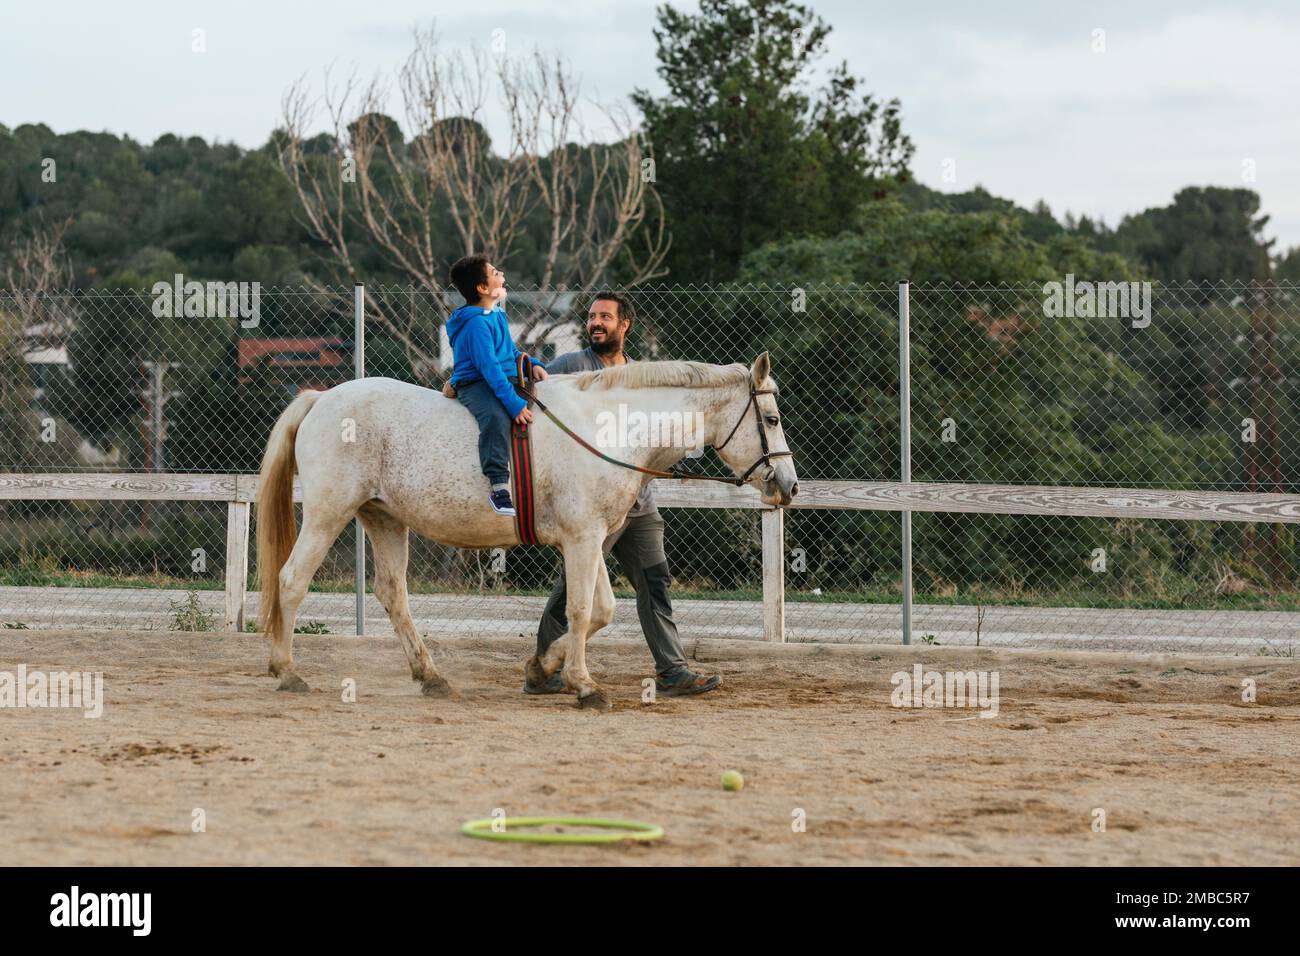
[
  {"xmin": 1256, "ymin": 641, "xmax": 1296, "ymax": 658},
  {"xmin": 242, "ymin": 620, "xmax": 329, "ymax": 634},
  {"xmin": 169, "ymin": 590, "xmax": 216, "ymax": 632}
]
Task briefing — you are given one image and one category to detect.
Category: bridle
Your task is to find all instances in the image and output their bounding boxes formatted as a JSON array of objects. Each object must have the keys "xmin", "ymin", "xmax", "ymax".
[
  {"xmin": 526, "ymin": 381, "xmax": 792, "ymax": 488},
  {"xmin": 708, "ymin": 386, "xmax": 793, "ymax": 484}
]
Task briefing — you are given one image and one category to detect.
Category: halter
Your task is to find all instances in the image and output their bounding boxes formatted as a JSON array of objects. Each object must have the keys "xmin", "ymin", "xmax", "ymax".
[
  {"xmin": 525, "ymin": 380, "xmax": 792, "ymax": 488},
  {"xmin": 710, "ymin": 386, "xmax": 794, "ymax": 484}
]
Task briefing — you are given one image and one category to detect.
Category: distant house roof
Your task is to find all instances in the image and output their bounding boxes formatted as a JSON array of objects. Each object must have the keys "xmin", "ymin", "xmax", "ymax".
[
  {"xmin": 238, "ymin": 337, "xmax": 347, "ymax": 369},
  {"xmin": 965, "ymin": 307, "xmax": 1029, "ymax": 349},
  {"xmin": 24, "ymin": 346, "xmax": 69, "ymax": 365},
  {"xmin": 23, "ymin": 320, "xmax": 67, "ymax": 338},
  {"xmin": 21, "ymin": 317, "xmax": 74, "ymax": 364}
]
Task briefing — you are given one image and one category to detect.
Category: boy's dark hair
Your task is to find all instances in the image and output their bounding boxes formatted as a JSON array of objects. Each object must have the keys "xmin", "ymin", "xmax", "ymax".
[
  {"xmin": 591, "ymin": 290, "xmax": 635, "ymax": 326},
  {"xmin": 450, "ymin": 255, "xmax": 491, "ymax": 304}
]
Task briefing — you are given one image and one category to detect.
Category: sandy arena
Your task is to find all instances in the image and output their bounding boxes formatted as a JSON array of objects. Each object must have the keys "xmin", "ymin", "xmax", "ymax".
[{"xmin": 3, "ymin": 628, "xmax": 1298, "ymax": 866}]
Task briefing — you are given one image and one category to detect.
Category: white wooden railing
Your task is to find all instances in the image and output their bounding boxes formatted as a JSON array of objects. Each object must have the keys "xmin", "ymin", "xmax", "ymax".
[{"xmin": 3, "ymin": 472, "xmax": 1300, "ymax": 642}]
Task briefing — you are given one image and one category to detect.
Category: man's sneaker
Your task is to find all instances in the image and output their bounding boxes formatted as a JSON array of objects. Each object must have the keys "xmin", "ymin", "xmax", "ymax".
[
  {"xmin": 655, "ymin": 668, "xmax": 722, "ymax": 697},
  {"xmin": 490, "ymin": 488, "xmax": 517, "ymax": 516}
]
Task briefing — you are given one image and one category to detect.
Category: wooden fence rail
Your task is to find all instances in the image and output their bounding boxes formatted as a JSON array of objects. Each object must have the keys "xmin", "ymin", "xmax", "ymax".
[{"xmin": 4, "ymin": 473, "xmax": 1299, "ymax": 641}]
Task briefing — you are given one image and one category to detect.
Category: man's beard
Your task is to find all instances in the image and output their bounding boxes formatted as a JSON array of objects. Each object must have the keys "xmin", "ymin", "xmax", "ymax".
[{"xmin": 589, "ymin": 332, "xmax": 623, "ymax": 356}]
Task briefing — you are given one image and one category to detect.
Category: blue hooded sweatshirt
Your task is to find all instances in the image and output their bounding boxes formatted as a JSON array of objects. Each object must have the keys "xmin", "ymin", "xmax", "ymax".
[{"xmin": 446, "ymin": 304, "xmax": 543, "ymax": 419}]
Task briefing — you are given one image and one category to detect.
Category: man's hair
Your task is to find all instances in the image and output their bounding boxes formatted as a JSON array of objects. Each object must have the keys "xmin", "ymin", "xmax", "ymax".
[
  {"xmin": 450, "ymin": 255, "xmax": 491, "ymax": 304},
  {"xmin": 590, "ymin": 290, "xmax": 635, "ymax": 326}
]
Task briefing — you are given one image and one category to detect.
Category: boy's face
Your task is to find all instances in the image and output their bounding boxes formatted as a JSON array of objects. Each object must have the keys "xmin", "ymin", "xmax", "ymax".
[
  {"xmin": 478, "ymin": 262, "xmax": 506, "ymax": 301},
  {"xmin": 587, "ymin": 298, "xmax": 629, "ymax": 354}
]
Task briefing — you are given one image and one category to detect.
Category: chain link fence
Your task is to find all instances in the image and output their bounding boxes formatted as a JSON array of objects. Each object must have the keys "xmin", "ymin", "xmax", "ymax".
[{"xmin": 1, "ymin": 281, "xmax": 1297, "ymax": 655}]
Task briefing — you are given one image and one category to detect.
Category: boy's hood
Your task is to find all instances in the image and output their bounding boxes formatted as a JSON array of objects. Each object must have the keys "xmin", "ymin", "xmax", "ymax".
[{"xmin": 446, "ymin": 304, "xmax": 495, "ymax": 342}]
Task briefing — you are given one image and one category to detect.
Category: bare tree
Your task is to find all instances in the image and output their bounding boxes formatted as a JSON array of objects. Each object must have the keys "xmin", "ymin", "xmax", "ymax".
[
  {"xmin": 278, "ymin": 26, "xmax": 668, "ymax": 383},
  {"xmin": 2, "ymin": 217, "xmax": 76, "ymax": 342},
  {"xmin": 0, "ymin": 218, "xmax": 76, "ymax": 467}
]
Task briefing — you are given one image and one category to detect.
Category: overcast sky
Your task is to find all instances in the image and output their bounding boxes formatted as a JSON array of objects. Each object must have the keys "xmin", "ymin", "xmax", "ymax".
[{"xmin": 4, "ymin": 0, "xmax": 1298, "ymax": 251}]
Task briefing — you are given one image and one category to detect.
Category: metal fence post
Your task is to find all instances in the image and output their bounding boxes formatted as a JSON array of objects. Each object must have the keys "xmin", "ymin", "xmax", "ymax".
[
  {"xmin": 899, "ymin": 281, "xmax": 913, "ymax": 646},
  {"xmin": 354, "ymin": 284, "xmax": 366, "ymax": 637}
]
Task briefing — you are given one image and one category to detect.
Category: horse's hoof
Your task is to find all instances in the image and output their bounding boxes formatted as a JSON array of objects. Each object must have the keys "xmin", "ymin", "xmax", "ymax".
[
  {"xmin": 524, "ymin": 655, "xmax": 549, "ymax": 687},
  {"xmin": 576, "ymin": 689, "xmax": 612, "ymax": 712},
  {"xmin": 421, "ymin": 676, "xmax": 455, "ymax": 698},
  {"xmin": 277, "ymin": 673, "xmax": 310, "ymax": 693}
]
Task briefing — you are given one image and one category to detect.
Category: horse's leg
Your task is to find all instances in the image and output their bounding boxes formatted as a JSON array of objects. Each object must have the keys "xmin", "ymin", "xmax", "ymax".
[
  {"xmin": 268, "ymin": 504, "xmax": 349, "ymax": 692},
  {"xmin": 528, "ymin": 559, "xmax": 614, "ymax": 688},
  {"xmin": 358, "ymin": 505, "xmax": 453, "ymax": 699},
  {"xmin": 552, "ymin": 538, "xmax": 611, "ymax": 710},
  {"xmin": 588, "ymin": 559, "xmax": 616, "ymax": 642}
]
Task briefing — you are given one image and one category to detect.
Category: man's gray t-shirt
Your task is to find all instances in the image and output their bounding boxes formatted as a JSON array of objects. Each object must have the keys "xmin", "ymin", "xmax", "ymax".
[{"xmin": 546, "ymin": 347, "xmax": 656, "ymax": 517}]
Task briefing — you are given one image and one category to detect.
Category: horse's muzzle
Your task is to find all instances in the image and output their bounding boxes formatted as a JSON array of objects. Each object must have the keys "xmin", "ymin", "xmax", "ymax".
[{"xmin": 764, "ymin": 471, "xmax": 798, "ymax": 507}]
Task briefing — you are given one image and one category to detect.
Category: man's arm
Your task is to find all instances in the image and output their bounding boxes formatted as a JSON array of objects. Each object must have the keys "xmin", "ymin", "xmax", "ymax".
[{"xmin": 544, "ymin": 352, "xmax": 585, "ymax": 375}]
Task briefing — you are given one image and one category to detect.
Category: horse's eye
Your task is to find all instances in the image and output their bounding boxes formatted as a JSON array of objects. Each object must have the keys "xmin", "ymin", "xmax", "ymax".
[{"xmin": 766, "ymin": 416, "xmax": 779, "ymax": 427}]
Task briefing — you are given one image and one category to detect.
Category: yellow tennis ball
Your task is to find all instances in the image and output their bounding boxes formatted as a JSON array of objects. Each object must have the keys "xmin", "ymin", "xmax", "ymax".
[{"xmin": 721, "ymin": 770, "xmax": 744, "ymax": 792}]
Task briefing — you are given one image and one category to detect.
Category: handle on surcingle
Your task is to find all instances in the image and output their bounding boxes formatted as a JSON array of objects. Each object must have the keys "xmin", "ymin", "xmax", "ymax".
[{"xmin": 516, "ymin": 354, "xmax": 534, "ymax": 406}]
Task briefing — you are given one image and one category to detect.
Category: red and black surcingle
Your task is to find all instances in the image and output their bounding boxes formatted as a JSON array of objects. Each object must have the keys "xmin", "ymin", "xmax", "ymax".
[{"xmin": 510, "ymin": 354, "xmax": 540, "ymax": 545}]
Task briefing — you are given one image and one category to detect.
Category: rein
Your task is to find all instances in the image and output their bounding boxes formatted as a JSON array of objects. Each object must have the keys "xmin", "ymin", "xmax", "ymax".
[{"xmin": 521, "ymin": 374, "xmax": 792, "ymax": 487}]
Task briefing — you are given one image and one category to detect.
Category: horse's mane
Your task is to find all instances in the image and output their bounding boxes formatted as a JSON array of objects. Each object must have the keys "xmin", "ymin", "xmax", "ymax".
[{"xmin": 571, "ymin": 360, "xmax": 753, "ymax": 392}]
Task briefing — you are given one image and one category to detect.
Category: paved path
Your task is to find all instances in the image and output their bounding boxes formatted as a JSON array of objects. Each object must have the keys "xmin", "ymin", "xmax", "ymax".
[{"xmin": 1, "ymin": 585, "xmax": 1295, "ymax": 655}]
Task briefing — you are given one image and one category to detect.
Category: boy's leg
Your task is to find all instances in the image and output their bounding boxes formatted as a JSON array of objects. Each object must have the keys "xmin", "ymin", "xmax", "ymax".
[{"xmin": 455, "ymin": 380, "xmax": 512, "ymax": 487}]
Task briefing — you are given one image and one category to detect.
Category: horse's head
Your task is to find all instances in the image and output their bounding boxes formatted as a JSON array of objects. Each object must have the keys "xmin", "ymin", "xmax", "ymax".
[{"xmin": 710, "ymin": 352, "xmax": 800, "ymax": 507}]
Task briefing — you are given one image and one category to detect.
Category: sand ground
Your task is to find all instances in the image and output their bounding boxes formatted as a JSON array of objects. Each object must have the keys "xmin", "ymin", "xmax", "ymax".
[{"xmin": 2, "ymin": 628, "xmax": 1298, "ymax": 865}]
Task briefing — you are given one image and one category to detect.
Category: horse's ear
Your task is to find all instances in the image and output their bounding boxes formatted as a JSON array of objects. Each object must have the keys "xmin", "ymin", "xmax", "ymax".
[{"xmin": 751, "ymin": 351, "xmax": 771, "ymax": 386}]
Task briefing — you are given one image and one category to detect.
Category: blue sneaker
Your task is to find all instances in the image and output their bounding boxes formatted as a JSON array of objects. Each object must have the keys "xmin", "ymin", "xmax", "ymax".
[{"xmin": 490, "ymin": 488, "xmax": 517, "ymax": 516}]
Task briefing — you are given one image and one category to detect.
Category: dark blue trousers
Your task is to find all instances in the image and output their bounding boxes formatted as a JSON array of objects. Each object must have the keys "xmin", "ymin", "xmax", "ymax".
[{"xmin": 455, "ymin": 378, "xmax": 512, "ymax": 486}]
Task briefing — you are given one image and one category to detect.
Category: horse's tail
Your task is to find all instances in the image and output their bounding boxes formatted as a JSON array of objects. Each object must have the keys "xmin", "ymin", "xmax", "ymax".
[{"xmin": 256, "ymin": 389, "xmax": 323, "ymax": 641}]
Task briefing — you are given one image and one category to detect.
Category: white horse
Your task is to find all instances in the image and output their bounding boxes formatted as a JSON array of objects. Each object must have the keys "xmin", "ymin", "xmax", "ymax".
[{"xmin": 255, "ymin": 353, "xmax": 799, "ymax": 709}]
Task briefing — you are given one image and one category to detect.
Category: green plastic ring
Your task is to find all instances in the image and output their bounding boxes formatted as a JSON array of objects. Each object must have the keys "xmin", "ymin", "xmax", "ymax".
[{"xmin": 460, "ymin": 816, "xmax": 665, "ymax": 845}]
